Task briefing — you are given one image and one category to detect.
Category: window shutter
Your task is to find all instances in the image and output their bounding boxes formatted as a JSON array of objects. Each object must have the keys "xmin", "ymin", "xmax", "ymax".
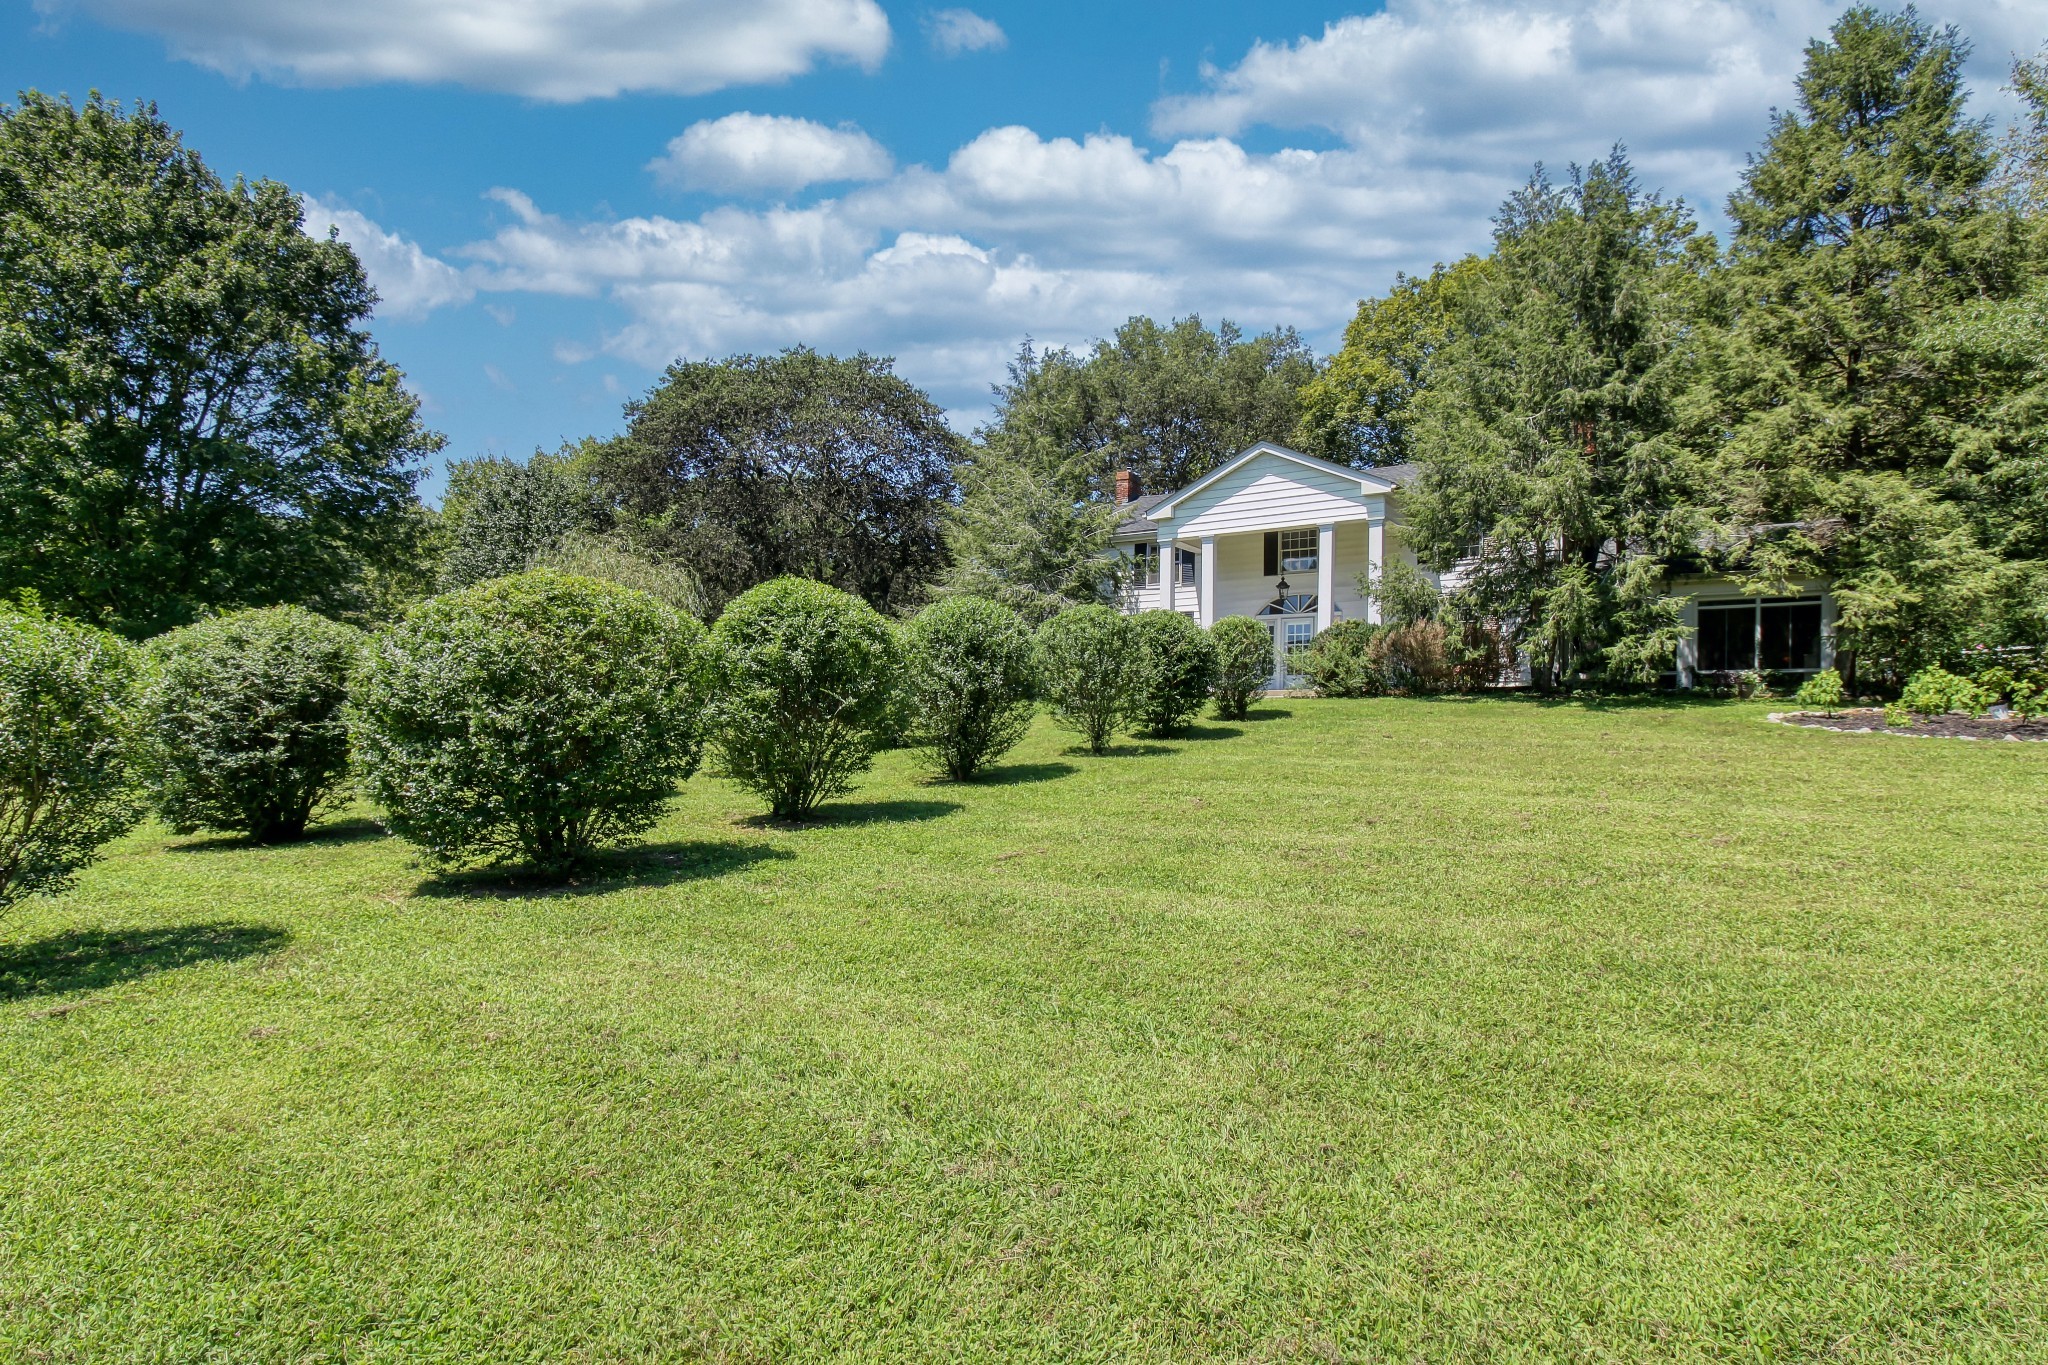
[{"xmin": 1263, "ymin": 532, "xmax": 1279, "ymax": 577}]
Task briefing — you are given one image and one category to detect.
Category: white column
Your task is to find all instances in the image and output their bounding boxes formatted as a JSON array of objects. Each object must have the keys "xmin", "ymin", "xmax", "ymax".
[
  {"xmin": 1364, "ymin": 519, "xmax": 1385, "ymax": 625},
  {"xmin": 1317, "ymin": 523, "xmax": 1336, "ymax": 633},
  {"xmin": 1198, "ymin": 535, "xmax": 1217, "ymax": 626},
  {"xmin": 1158, "ymin": 530, "xmax": 1175, "ymax": 613}
]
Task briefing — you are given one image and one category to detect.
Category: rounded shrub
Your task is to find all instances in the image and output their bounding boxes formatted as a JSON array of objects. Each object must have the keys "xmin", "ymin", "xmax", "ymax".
[
  {"xmin": 903, "ymin": 596, "xmax": 1038, "ymax": 780},
  {"xmin": 1128, "ymin": 611, "xmax": 1219, "ymax": 737},
  {"xmin": 1292, "ymin": 621, "xmax": 1388, "ymax": 697},
  {"xmin": 1033, "ymin": 606, "xmax": 1138, "ymax": 755},
  {"xmin": 350, "ymin": 571, "xmax": 712, "ymax": 877},
  {"xmin": 145, "ymin": 606, "xmax": 363, "ymax": 842},
  {"xmin": 1793, "ymin": 667, "xmax": 1846, "ymax": 716},
  {"xmin": 707, "ymin": 577, "xmax": 902, "ymax": 820},
  {"xmin": 1367, "ymin": 620, "xmax": 1454, "ymax": 693},
  {"xmin": 1209, "ymin": 615, "xmax": 1272, "ymax": 720},
  {"xmin": 0, "ymin": 609, "xmax": 144, "ymax": 912}
]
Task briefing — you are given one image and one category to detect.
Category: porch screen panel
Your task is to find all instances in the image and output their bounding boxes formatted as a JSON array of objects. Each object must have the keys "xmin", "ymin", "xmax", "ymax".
[
  {"xmin": 1696, "ymin": 603, "xmax": 1755, "ymax": 671},
  {"xmin": 1760, "ymin": 599, "xmax": 1823, "ymax": 670}
]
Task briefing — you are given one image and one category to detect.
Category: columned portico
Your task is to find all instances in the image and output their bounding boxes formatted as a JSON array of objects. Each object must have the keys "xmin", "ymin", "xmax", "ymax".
[
  {"xmin": 1198, "ymin": 535, "xmax": 1216, "ymax": 626},
  {"xmin": 1315, "ymin": 523, "xmax": 1335, "ymax": 633}
]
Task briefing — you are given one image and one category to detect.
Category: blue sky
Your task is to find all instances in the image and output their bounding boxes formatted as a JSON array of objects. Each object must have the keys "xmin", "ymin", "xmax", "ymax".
[{"xmin": 7, "ymin": 1, "xmax": 2039, "ymax": 498}]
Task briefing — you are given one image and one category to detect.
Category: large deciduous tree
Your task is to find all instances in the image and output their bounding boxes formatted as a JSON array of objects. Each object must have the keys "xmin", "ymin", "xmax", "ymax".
[
  {"xmin": 593, "ymin": 348, "xmax": 959, "ymax": 616},
  {"xmin": 1701, "ymin": 9, "xmax": 2035, "ymax": 681},
  {"xmin": 1402, "ymin": 150, "xmax": 1710, "ymax": 685},
  {"xmin": 987, "ymin": 316, "xmax": 1322, "ymax": 498},
  {"xmin": 939, "ymin": 433, "xmax": 1123, "ymax": 625},
  {"xmin": 0, "ymin": 92, "xmax": 440, "ymax": 638}
]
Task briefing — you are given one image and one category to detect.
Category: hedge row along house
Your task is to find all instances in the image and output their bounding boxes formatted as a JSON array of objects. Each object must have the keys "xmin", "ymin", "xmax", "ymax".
[{"xmin": 1110, "ymin": 442, "xmax": 1836, "ymax": 689}]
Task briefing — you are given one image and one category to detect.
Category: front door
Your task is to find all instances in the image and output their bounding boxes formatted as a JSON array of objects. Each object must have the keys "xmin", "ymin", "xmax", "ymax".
[{"xmin": 1272, "ymin": 617, "xmax": 1316, "ymax": 685}]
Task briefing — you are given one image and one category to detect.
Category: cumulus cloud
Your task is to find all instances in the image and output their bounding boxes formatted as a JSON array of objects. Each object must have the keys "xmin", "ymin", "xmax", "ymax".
[
  {"xmin": 648, "ymin": 113, "xmax": 894, "ymax": 194},
  {"xmin": 40, "ymin": 0, "xmax": 892, "ymax": 101},
  {"xmin": 309, "ymin": 1, "xmax": 2045, "ymax": 410},
  {"xmin": 927, "ymin": 8, "xmax": 1007, "ymax": 57},
  {"xmin": 303, "ymin": 198, "xmax": 473, "ymax": 319}
]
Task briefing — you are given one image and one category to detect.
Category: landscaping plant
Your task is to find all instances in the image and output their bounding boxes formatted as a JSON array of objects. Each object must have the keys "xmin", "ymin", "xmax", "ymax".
[
  {"xmin": 1895, "ymin": 665, "xmax": 1989, "ymax": 720},
  {"xmin": 1291, "ymin": 621, "xmax": 1388, "ymax": 697},
  {"xmin": 1367, "ymin": 620, "xmax": 1455, "ymax": 693},
  {"xmin": 707, "ymin": 577, "xmax": 902, "ymax": 820},
  {"xmin": 145, "ymin": 606, "xmax": 363, "ymax": 842},
  {"xmin": 350, "ymin": 571, "xmax": 711, "ymax": 876},
  {"xmin": 0, "ymin": 607, "xmax": 143, "ymax": 911},
  {"xmin": 1208, "ymin": 615, "xmax": 1272, "ymax": 720},
  {"xmin": 1127, "ymin": 611, "xmax": 1219, "ymax": 738},
  {"xmin": 1793, "ymin": 668, "xmax": 1846, "ymax": 716},
  {"xmin": 903, "ymin": 596, "xmax": 1038, "ymax": 781},
  {"xmin": 1033, "ymin": 606, "xmax": 1138, "ymax": 754}
]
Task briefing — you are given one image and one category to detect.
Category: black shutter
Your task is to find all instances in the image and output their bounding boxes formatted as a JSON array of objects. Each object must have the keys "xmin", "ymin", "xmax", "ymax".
[{"xmin": 1263, "ymin": 532, "xmax": 1279, "ymax": 577}]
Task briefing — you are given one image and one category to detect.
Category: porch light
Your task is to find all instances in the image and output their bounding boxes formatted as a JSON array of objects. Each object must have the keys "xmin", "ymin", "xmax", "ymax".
[{"xmin": 1274, "ymin": 575, "xmax": 1290, "ymax": 595}]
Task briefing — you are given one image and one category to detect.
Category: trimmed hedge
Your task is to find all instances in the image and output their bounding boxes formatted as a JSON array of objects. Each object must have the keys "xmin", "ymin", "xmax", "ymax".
[
  {"xmin": 351, "ymin": 571, "xmax": 711, "ymax": 876},
  {"xmin": 708, "ymin": 577, "xmax": 901, "ymax": 820},
  {"xmin": 1128, "ymin": 611, "xmax": 1219, "ymax": 737},
  {"xmin": 1034, "ymin": 606, "xmax": 1138, "ymax": 754},
  {"xmin": 0, "ymin": 609, "xmax": 143, "ymax": 911},
  {"xmin": 1209, "ymin": 615, "xmax": 1271, "ymax": 720},
  {"xmin": 904, "ymin": 596, "xmax": 1037, "ymax": 780},
  {"xmin": 146, "ymin": 606, "xmax": 363, "ymax": 842}
]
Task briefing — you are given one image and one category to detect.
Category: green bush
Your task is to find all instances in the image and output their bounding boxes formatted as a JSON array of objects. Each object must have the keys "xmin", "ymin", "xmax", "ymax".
[
  {"xmin": 1128, "ymin": 611, "xmax": 1219, "ymax": 737},
  {"xmin": 1896, "ymin": 665, "xmax": 1988, "ymax": 719},
  {"xmin": 351, "ymin": 571, "xmax": 711, "ymax": 876},
  {"xmin": 145, "ymin": 606, "xmax": 363, "ymax": 842},
  {"xmin": 903, "ymin": 596, "xmax": 1037, "ymax": 780},
  {"xmin": 1291, "ymin": 621, "xmax": 1389, "ymax": 698},
  {"xmin": 1970, "ymin": 664, "xmax": 2046, "ymax": 718},
  {"xmin": 0, "ymin": 609, "xmax": 144, "ymax": 911},
  {"xmin": 1209, "ymin": 615, "xmax": 1272, "ymax": 720},
  {"xmin": 1034, "ymin": 606, "xmax": 1138, "ymax": 754},
  {"xmin": 1367, "ymin": 620, "xmax": 1454, "ymax": 693},
  {"xmin": 1793, "ymin": 668, "xmax": 1846, "ymax": 716},
  {"xmin": 707, "ymin": 578, "xmax": 901, "ymax": 820}
]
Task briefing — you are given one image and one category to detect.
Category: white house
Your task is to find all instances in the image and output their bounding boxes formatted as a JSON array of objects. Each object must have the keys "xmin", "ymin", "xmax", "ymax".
[{"xmin": 1110, "ymin": 441, "xmax": 1836, "ymax": 688}]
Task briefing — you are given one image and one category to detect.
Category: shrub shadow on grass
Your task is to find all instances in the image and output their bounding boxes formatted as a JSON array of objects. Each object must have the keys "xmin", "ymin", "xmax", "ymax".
[
  {"xmin": 739, "ymin": 798, "xmax": 964, "ymax": 830},
  {"xmin": 1176, "ymin": 724, "xmax": 1243, "ymax": 741},
  {"xmin": 414, "ymin": 838, "xmax": 791, "ymax": 900},
  {"xmin": 1242, "ymin": 706, "xmax": 1293, "ymax": 721},
  {"xmin": 168, "ymin": 818, "xmax": 389, "ymax": 854},
  {"xmin": 1075, "ymin": 742, "xmax": 1177, "ymax": 758},
  {"xmin": 963, "ymin": 762, "xmax": 1079, "ymax": 786},
  {"xmin": 0, "ymin": 922, "xmax": 289, "ymax": 1002}
]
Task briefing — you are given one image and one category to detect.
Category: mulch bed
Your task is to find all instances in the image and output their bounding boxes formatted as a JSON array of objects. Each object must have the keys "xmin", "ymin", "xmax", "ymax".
[{"xmin": 1770, "ymin": 708, "xmax": 2048, "ymax": 742}]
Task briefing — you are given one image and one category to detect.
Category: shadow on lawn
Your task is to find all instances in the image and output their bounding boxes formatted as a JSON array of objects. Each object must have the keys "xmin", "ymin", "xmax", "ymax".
[
  {"xmin": 963, "ymin": 762, "xmax": 1078, "ymax": 786},
  {"xmin": 1177, "ymin": 724, "xmax": 1244, "ymax": 741},
  {"xmin": 738, "ymin": 798, "xmax": 965, "ymax": 830},
  {"xmin": 1242, "ymin": 706, "xmax": 1293, "ymax": 721},
  {"xmin": 414, "ymin": 838, "xmax": 792, "ymax": 900},
  {"xmin": 0, "ymin": 922, "xmax": 289, "ymax": 1002},
  {"xmin": 167, "ymin": 818, "xmax": 389, "ymax": 854}
]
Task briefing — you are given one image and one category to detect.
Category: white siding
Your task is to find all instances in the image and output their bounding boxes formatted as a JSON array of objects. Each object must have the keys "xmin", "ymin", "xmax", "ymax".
[{"xmin": 1164, "ymin": 456, "xmax": 1383, "ymax": 538}]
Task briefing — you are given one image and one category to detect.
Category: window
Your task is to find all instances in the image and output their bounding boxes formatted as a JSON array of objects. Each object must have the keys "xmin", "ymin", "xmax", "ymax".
[
  {"xmin": 1283, "ymin": 621, "xmax": 1316, "ymax": 654},
  {"xmin": 1279, "ymin": 527, "xmax": 1319, "ymax": 572},
  {"xmin": 1131, "ymin": 544, "xmax": 1160, "ymax": 588},
  {"xmin": 1175, "ymin": 547, "xmax": 1197, "ymax": 586},
  {"xmin": 1696, "ymin": 597, "xmax": 1824, "ymax": 673},
  {"xmin": 1258, "ymin": 594, "xmax": 1319, "ymax": 616}
]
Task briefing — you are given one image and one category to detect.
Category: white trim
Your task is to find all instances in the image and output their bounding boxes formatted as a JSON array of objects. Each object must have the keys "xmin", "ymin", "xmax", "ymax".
[
  {"xmin": 1149, "ymin": 442, "xmax": 1399, "ymax": 520},
  {"xmin": 1315, "ymin": 523, "xmax": 1335, "ymax": 633},
  {"xmin": 1198, "ymin": 535, "xmax": 1216, "ymax": 627}
]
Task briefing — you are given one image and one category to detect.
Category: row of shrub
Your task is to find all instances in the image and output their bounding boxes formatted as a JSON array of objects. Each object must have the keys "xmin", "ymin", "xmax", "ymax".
[{"xmin": 0, "ymin": 578, "xmax": 1291, "ymax": 899}]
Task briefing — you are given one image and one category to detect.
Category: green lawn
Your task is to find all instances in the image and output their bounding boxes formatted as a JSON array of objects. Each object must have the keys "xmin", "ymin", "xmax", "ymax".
[{"xmin": 3, "ymin": 698, "xmax": 2044, "ymax": 1361}]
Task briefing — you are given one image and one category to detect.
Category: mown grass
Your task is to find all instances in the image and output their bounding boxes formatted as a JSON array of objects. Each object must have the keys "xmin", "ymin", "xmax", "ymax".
[{"xmin": 2, "ymin": 697, "xmax": 2043, "ymax": 1361}]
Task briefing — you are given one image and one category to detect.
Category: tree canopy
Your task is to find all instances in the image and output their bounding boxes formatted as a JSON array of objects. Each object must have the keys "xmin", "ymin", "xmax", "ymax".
[
  {"xmin": 591, "ymin": 348, "xmax": 960, "ymax": 616},
  {"xmin": 0, "ymin": 92, "xmax": 440, "ymax": 638}
]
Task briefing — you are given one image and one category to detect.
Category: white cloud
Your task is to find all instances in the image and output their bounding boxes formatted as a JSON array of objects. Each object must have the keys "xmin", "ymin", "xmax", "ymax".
[
  {"xmin": 40, "ymin": 0, "xmax": 892, "ymax": 101},
  {"xmin": 303, "ymin": 197, "xmax": 473, "ymax": 319},
  {"xmin": 648, "ymin": 114, "xmax": 894, "ymax": 195},
  {"xmin": 311, "ymin": 2, "xmax": 2046, "ymax": 414},
  {"xmin": 927, "ymin": 8, "xmax": 1006, "ymax": 57}
]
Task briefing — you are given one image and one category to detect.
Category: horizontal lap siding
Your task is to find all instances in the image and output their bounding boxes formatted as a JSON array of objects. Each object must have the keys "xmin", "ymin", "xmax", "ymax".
[{"xmin": 1170, "ymin": 462, "xmax": 1379, "ymax": 537}]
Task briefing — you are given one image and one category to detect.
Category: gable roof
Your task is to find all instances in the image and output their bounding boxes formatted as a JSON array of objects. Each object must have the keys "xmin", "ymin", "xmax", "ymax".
[{"xmin": 1111, "ymin": 444, "xmax": 1416, "ymax": 538}]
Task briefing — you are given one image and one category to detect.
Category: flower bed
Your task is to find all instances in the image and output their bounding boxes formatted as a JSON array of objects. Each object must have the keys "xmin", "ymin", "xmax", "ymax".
[{"xmin": 1771, "ymin": 708, "xmax": 2048, "ymax": 741}]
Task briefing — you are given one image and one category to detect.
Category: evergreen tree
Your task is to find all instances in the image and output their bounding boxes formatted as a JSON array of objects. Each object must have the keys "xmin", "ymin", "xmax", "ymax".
[
  {"xmin": 1703, "ymin": 8, "xmax": 2032, "ymax": 680},
  {"xmin": 1403, "ymin": 150, "xmax": 1710, "ymax": 685},
  {"xmin": 939, "ymin": 434, "xmax": 1123, "ymax": 625}
]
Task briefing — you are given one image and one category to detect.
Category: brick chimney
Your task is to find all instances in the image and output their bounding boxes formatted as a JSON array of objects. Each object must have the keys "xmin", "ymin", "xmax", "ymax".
[{"xmin": 1113, "ymin": 468, "xmax": 1141, "ymax": 504}]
